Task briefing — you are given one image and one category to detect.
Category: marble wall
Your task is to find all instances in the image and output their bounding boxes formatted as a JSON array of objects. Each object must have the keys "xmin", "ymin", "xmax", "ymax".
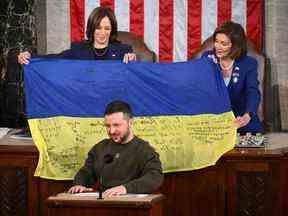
[
  {"xmin": 265, "ymin": 0, "xmax": 288, "ymax": 131},
  {"xmin": 0, "ymin": 0, "xmax": 36, "ymax": 76},
  {"xmin": 0, "ymin": 0, "xmax": 36, "ymax": 127},
  {"xmin": 35, "ymin": 1, "xmax": 70, "ymax": 55}
]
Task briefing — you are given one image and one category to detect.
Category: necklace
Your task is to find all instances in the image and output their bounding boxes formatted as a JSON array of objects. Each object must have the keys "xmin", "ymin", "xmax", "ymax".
[
  {"xmin": 220, "ymin": 59, "xmax": 234, "ymax": 71},
  {"xmin": 94, "ymin": 46, "xmax": 108, "ymax": 57},
  {"xmin": 220, "ymin": 59, "xmax": 234, "ymax": 78}
]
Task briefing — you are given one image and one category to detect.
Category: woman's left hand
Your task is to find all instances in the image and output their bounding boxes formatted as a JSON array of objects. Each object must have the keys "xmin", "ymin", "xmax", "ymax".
[
  {"xmin": 123, "ymin": 53, "xmax": 137, "ymax": 63},
  {"xmin": 234, "ymin": 113, "xmax": 251, "ymax": 128}
]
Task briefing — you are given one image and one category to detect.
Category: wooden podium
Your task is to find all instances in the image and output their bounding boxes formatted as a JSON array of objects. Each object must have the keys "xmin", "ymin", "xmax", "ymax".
[
  {"xmin": 2, "ymin": 132, "xmax": 288, "ymax": 216},
  {"xmin": 46, "ymin": 193, "xmax": 164, "ymax": 216}
]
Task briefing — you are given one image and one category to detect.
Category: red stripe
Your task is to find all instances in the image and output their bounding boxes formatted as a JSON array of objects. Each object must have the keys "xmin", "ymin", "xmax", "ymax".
[
  {"xmin": 70, "ymin": 0, "xmax": 85, "ymax": 42},
  {"xmin": 187, "ymin": 0, "xmax": 202, "ymax": 59},
  {"xmin": 130, "ymin": 0, "xmax": 144, "ymax": 38},
  {"xmin": 217, "ymin": 0, "xmax": 232, "ymax": 26},
  {"xmin": 246, "ymin": 0, "xmax": 263, "ymax": 51},
  {"xmin": 159, "ymin": 0, "xmax": 174, "ymax": 62},
  {"xmin": 70, "ymin": 0, "xmax": 264, "ymax": 60},
  {"xmin": 100, "ymin": 0, "xmax": 114, "ymax": 10}
]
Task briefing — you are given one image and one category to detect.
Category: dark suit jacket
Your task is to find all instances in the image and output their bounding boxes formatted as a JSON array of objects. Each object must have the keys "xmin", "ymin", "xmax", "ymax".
[
  {"xmin": 63, "ymin": 41, "xmax": 133, "ymax": 60},
  {"xmin": 202, "ymin": 51, "xmax": 263, "ymax": 134},
  {"xmin": 36, "ymin": 41, "xmax": 133, "ymax": 60}
]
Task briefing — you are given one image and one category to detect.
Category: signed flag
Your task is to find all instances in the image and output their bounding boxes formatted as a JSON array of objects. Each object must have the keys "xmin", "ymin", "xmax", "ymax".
[{"xmin": 24, "ymin": 58, "xmax": 236, "ymax": 180}]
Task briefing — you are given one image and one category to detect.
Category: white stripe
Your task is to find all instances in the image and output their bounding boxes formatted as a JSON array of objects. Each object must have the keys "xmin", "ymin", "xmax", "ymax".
[
  {"xmin": 85, "ymin": 0, "xmax": 100, "ymax": 39},
  {"xmin": 115, "ymin": 0, "xmax": 130, "ymax": 32},
  {"xmin": 231, "ymin": 0, "xmax": 246, "ymax": 31},
  {"xmin": 173, "ymin": 0, "xmax": 187, "ymax": 62},
  {"xmin": 144, "ymin": 0, "xmax": 159, "ymax": 60},
  {"xmin": 201, "ymin": 0, "xmax": 218, "ymax": 42}
]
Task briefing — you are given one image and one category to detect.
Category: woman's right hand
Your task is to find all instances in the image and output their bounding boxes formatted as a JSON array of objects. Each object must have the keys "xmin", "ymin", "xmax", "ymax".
[
  {"xmin": 123, "ymin": 52, "xmax": 137, "ymax": 64},
  {"xmin": 234, "ymin": 113, "xmax": 251, "ymax": 128},
  {"xmin": 17, "ymin": 51, "xmax": 31, "ymax": 65}
]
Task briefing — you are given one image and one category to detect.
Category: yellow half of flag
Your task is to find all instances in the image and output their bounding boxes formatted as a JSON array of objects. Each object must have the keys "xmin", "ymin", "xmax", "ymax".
[{"xmin": 29, "ymin": 112, "xmax": 236, "ymax": 180}]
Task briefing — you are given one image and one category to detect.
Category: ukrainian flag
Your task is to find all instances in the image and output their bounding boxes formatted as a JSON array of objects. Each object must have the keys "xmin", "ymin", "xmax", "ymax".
[{"xmin": 24, "ymin": 58, "xmax": 236, "ymax": 180}]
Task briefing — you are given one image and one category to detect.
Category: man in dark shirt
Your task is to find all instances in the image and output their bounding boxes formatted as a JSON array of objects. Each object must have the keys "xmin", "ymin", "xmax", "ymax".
[{"xmin": 68, "ymin": 100, "xmax": 163, "ymax": 197}]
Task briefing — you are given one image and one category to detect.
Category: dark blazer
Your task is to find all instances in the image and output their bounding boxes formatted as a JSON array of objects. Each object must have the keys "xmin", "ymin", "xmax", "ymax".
[
  {"xmin": 202, "ymin": 51, "xmax": 263, "ymax": 134},
  {"xmin": 38, "ymin": 41, "xmax": 133, "ymax": 60}
]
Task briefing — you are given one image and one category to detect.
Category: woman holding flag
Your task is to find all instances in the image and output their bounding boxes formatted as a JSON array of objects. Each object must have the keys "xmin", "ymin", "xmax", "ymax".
[
  {"xmin": 202, "ymin": 21, "xmax": 263, "ymax": 135},
  {"xmin": 17, "ymin": 6, "xmax": 136, "ymax": 64}
]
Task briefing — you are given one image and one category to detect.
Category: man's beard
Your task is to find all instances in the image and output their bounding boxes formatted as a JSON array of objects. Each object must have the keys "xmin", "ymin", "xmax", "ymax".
[
  {"xmin": 119, "ymin": 130, "xmax": 130, "ymax": 144},
  {"xmin": 110, "ymin": 130, "xmax": 130, "ymax": 144}
]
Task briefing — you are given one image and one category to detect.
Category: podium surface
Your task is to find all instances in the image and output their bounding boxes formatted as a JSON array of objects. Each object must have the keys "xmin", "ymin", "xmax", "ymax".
[{"xmin": 46, "ymin": 193, "xmax": 164, "ymax": 216}]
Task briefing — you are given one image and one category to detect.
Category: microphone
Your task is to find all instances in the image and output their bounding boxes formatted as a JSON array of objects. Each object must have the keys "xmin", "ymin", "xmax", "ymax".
[
  {"xmin": 104, "ymin": 154, "xmax": 114, "ymax": 164},
  {"xmin": 98, "ymin": 153, "xmax": 114, "ymax": 199}
]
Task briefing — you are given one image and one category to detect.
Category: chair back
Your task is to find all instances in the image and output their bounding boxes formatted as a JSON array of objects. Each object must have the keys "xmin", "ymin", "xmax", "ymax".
[{"xmin": 117, "ymin": 31, "xmax": 156, "ymax": 62}]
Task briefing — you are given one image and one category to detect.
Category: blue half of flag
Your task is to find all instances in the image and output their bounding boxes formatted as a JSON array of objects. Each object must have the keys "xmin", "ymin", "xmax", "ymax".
[{"xmin": 24, "ymin": 58, "xmax": 231, "ymax": 118}]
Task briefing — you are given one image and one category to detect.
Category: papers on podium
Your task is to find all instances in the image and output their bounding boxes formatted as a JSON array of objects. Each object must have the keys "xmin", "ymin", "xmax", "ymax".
[
  {"xmin": 0, "ymin": 128, "xmax": 11, "ymax": 139},
  {"xmin": 71, "ymin": 192, "xmax": 149, "ymax": 198}
]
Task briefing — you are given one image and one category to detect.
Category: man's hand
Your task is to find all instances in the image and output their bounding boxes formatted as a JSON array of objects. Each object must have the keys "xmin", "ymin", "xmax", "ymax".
[
  {"xmin": 103, "ymin": 185, "xmax": 127, "ymax": 197},
  {"xmin": 68, "ymin": 185, "xmax": 94, "ymax": 194}
]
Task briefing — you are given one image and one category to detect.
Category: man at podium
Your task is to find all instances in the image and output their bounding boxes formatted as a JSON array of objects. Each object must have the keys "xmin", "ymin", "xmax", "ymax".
[{"xmin": 68, "ymin": 101, "xmax": 163, "ymax": 197}]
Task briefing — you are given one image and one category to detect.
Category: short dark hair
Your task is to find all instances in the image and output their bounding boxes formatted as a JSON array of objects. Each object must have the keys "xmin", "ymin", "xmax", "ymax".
[
  {"xmin": 104, "ymin": 101, "xmax": 133, "ymax": 119},
  {"xmin": 213, "ymin": 21, "xmax": 247, "ymax": 59},
  {"xmin": 86, "ymin": 6, "xmax": 118, "ymax": 43}
]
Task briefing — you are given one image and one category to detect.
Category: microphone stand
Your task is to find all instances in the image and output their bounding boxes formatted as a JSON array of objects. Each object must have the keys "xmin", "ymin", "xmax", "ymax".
[
  {"xmin": 97, "ymin": 154, "xmax": 114, "ymax": 199},
  {"xmin": 98, "ymin": 176, "xmax": 104, "ymax": 199}
]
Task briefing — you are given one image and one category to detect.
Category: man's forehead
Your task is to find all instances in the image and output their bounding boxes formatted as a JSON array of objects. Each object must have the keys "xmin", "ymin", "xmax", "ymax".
[
  {"xmin": 104, "ymin": 112, "xmax": 126, "ymax": 121},
  {"xmin": 105, "ymin": 112, "xmax": 124, "ymax": 118}
]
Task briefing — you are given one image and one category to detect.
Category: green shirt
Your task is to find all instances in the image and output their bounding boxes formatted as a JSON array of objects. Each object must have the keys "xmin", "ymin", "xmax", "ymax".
[{"xmin": 74, "ymin": 136, "xmax": 163, "ymax": 193}]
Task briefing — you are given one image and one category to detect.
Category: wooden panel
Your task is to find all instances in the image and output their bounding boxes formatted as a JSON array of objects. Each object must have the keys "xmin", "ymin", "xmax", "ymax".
[
  {"xmin": 47, "ymin": 207, "xmax": 152, "ymax": 216},
  {"xmin": 226, "ymin": 161, "xmax": 284, "ymax": 216},
  {"xmin": 283, "ymin": 161, "xmax": 288, "ymax": 216},
  {"xmin": 46, "ymin": 194, "xmax": 164, "ymax": 216},
  {"xmin": 269, "ymin": 161, "xmax": 285, "ymax": 216},
  {"xmin": 0, "ymin": 167, "xmax": 27, "ymax": 216},
  {"xmin": 0, "ymin": 137, "xmax": 39, "ymax": 216},
  {"xmin": 160, "ymin": 165, "xmax": 225, "ymax": 216},
  {"xmin": 38, "ymin": 179, "xmax": 73, "ymax": 216},
  {"xmin": 0, "ymin": 165, "xmax": 38, "ymax": 216},
  {"xmin": 236, "ymin": 171, "xmax": 268, "ymax": 216}
]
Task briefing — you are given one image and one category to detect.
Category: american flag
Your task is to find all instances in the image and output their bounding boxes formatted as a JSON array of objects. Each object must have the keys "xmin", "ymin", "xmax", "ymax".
[{"xmin": 70, "ymin": 0, "xmax": 264, "ymax": 62}]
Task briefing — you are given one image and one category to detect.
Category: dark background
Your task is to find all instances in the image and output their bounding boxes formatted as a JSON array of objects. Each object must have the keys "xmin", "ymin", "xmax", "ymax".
[{"xmin": 0, "ymin": 0, "xmax": 36, "ymax": 128}]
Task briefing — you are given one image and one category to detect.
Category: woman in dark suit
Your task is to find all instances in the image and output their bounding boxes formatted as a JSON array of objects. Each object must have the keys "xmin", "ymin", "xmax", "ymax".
[
  {"xmin": 18, "ymin": 6, "xmax": 136, "ymax": 64},
  {"xmin": 201, "ymin": 21, "xmax": 263, "ymax": 134}
]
